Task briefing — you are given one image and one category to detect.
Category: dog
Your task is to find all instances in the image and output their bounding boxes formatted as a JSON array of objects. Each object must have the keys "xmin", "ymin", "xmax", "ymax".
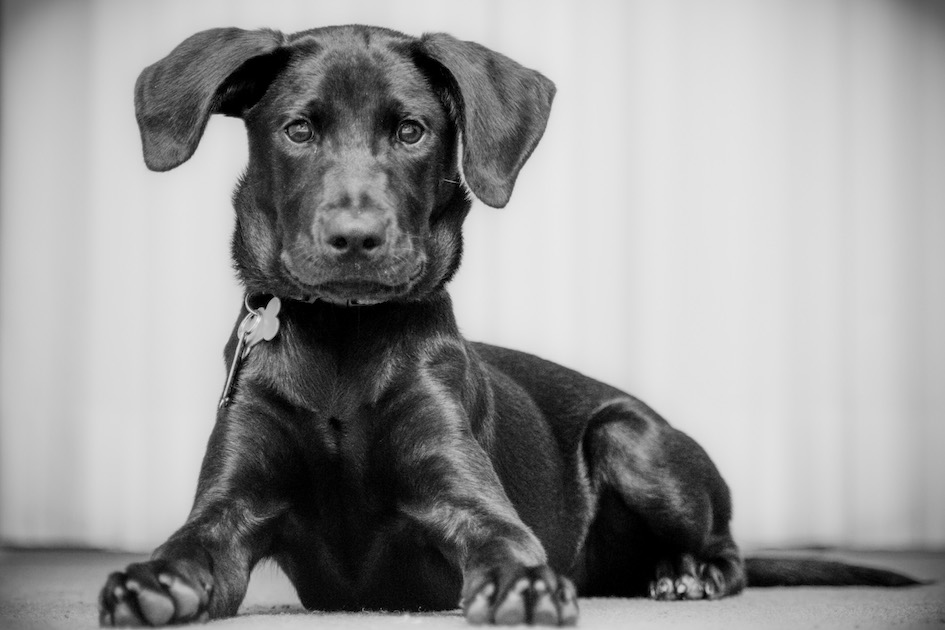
[{"xmin": 99, "ymin": 25, "xmax": 921, "ymax": 627}]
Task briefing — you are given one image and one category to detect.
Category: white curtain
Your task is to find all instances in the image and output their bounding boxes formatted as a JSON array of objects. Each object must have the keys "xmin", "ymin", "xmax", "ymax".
[{"xmin": 2, "ymin": 0, "xmax": 943, "ymax": 552}]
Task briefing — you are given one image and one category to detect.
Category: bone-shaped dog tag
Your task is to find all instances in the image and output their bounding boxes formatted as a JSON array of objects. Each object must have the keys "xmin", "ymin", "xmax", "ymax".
[{"xmin": 241, "ymin": 297, "xmax": 281, "ymax": 358}]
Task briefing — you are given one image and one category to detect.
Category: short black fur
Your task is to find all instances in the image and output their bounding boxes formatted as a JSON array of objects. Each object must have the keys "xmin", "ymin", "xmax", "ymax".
[{"xmin": 101, "ymin": 24, "xmax": 923, "ymax": 628}]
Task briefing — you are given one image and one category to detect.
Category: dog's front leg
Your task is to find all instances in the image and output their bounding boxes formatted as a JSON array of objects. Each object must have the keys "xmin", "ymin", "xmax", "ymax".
[
  {"xmin": 99, "ymin": 407, "xmax": 289, "ymax": 626},
  {"xmin": 390, "ymin": 394, "xmax": 578, "ymax": 626}
]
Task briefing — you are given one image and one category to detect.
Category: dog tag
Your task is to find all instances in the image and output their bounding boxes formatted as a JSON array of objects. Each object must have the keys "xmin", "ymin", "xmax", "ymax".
[
  {"xmin": 241, "ymin": 297, "xmax": 281, "ymax": 357},
  {"xmin": 217, "ymin": 297, "xmax": 281, "ymax": 409}
]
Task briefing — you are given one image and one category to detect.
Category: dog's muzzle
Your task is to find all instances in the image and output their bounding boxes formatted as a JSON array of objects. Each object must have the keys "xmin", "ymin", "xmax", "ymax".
[{"xmin": 280, "ymin": 241, "xmax": 425, "ymax": 305}]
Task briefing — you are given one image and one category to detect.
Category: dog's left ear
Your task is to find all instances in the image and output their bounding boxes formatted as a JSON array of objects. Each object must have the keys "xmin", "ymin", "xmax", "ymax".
[{"xmin": 418, "ymin": 34, "xmax": 555, "ymax": 208}]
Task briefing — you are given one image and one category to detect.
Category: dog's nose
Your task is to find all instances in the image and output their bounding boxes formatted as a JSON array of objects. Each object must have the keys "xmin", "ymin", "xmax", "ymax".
[{"xmin": 321, "ymin": 212, "xmax": 389, "ymax": 257}]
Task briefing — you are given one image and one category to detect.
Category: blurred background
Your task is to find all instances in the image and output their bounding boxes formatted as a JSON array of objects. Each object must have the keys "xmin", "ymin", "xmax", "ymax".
[{"xmin": 1, "ymin": 0, "xmax": 943, "ymax": 553}]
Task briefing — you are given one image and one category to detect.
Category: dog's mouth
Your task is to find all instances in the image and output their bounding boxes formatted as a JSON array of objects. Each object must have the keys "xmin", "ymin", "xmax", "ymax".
[
  {"xmin": 281, "ymin": 254, "xmax": 426, "ymax": 305},
  {"xmin": 312, "ymin": 277, "xmax": 420, "ymax": 305}
]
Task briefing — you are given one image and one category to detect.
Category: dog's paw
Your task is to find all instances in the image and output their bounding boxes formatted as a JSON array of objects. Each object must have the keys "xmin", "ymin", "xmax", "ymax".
[
  {"xmin": 99, "ymin": 560, "xmax": 212, "ymax": 626},
  {"xmin": 462, "ymin": 565, "xmax": 578, "ymax": 626},
  {"xmin": 647, "ymin": 553, "xmax": 727, "ymax": 601}
]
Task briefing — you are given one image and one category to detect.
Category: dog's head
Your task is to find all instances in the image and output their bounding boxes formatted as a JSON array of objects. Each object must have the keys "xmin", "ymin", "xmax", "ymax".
[{"xmin": 135, "ymin": 25, "xmax": 554, "ymax": 305}]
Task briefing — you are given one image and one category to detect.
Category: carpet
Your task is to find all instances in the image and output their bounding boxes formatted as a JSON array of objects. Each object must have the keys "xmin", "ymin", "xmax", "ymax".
[{"xmin": 1, "ymin": 549, "xmax": 943, "ymax": 629}]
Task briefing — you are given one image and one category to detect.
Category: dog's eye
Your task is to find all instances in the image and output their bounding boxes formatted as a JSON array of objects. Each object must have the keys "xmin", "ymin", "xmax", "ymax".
[
  {"xmin": 396, "ymin": 121, "xmax": 424, "ymax": 145},
  {"xmin": 285, "ymin": 120, "xmax": 314, "ymax": 143}
]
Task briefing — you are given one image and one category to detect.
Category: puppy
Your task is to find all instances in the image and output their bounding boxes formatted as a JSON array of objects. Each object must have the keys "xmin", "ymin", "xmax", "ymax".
[{"xmin": 100, "ymin": 25, "xmax": 919, "ymax": 627}]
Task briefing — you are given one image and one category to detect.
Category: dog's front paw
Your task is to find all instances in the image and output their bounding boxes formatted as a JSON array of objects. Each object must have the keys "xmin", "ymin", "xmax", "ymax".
[
  {"xmin": 99, "ymin": 560, "xmax": 212, "ymax": 626},
  {"xmin": 462, "ymin": 565, "xmax": 578, "ymax": 626}
]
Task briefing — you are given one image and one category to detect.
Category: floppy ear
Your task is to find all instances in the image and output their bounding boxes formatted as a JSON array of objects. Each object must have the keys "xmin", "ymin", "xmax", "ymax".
[
  {"xmin": 134, "ymin": 27, "xmax": 287, "ymax": 171},
  {"xmin": 418, "ymin": 34, "xmax": 556, "ymax": 208}
]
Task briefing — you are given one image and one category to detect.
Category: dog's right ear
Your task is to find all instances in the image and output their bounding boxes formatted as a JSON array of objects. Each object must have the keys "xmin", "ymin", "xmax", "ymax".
[{"xmin": 135, "ymin": 27, "xmax": 287, "ymax": 171}]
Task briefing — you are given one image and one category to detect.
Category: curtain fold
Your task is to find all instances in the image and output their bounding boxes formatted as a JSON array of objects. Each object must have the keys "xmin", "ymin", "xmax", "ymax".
[{"xmin": 2, "ymin": 0, "xmax": 943, "ymax": 551}]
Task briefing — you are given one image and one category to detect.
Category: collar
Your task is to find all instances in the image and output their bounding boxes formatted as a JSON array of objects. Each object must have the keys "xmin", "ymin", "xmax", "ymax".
[
  {"xmin": 280, "ymin": 294, "xmax": 380, "ymax": 308},
  {"xmin": 249, "ymin": 293, "xmax": 368, "ymax": 309}
]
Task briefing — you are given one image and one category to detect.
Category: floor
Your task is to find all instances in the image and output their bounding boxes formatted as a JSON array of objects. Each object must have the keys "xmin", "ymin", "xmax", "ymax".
[{"xmin": 1, "ymin": 548, "xmax": 943, "ymax": 629}]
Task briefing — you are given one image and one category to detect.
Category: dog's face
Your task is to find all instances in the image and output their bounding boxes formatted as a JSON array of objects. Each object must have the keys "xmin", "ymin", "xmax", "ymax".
[
  {"xmin": 240, "ymin": 32, "xmax": 460, "ymax": 305},
  {"xmin": 135, "ymin": 26, "xmax": 554, "ymax": 304}
]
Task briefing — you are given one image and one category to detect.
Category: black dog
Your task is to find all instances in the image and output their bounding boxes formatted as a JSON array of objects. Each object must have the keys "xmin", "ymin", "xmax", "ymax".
[{"xmin": 100, "ymin": 25, "xmax": 919, "ymax": 627}]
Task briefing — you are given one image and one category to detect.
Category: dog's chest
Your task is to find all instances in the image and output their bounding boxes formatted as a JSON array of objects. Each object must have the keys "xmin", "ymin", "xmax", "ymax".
[
  {"xmin": 250, "ymin": 342, "xmax": 400, "ymax": 503},
  {"xmin": 239, "ymin": 315, "xmax": 462, "ymax": 586},
  {"xmin": 273, "ymin": 399, "xmax": 457, "ymax": 601},
  {"xmin": 273, "ymin": 388, "xmax": 409, "ymax": 558}
]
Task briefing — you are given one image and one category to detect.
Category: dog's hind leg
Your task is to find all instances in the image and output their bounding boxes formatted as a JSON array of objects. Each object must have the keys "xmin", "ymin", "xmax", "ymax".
[{"xmin": 580, "ymin": 398, "xmax": 746, "ymax": 600}]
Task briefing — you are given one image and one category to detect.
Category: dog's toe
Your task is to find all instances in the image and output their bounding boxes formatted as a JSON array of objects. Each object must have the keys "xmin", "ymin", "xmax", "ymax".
[
  {"xmin": 530, "ymin": 579, "xmax": 558, "ymax": 625},
  {"xmin": 125, "ymin": 578, "xmax": 175, "ymax": 626},
  {"xmin": 649, "ymin": 576, "xmax": 677, "ymax": 600},
  {"xmin": 158, "ymin": 572, "xmax": 204, "ymax": 620},
  {"xmin": 700, "ymin": 562, "xmax": 725, "ymax": 599},
  {"xmin": 110, "ymin": 599, "xmax": 144, "ymax": 627},
  {"xmin": 493, "ymin": 577, "xmax": 529, "ymax": 625},
  {"xmin": 465, "ymin": 581, "xmax": 496, "ymax": 625},
  {"xmin": 100, "ymin": 577, "xmax": 146, "ymax": 627},
  {"xmin": 675, "ymin": 573, "xmax": 705, "ymax": 600},
  {"xmin": 554, "ymin": 576, "xmax": 579, "ymax": 626}
]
